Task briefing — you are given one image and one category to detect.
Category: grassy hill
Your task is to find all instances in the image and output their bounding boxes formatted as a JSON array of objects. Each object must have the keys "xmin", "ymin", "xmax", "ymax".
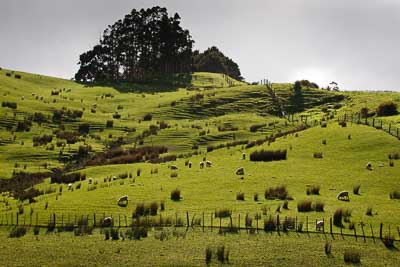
[{"xmin": 0, "ymin": 68, "xmax": 399, "ymax": 265}]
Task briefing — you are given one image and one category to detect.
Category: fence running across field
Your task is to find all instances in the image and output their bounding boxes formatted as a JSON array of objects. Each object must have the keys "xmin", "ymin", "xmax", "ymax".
[{"xmin": 0, "ymin": 211, "xmax": 399, "ymax": 242}]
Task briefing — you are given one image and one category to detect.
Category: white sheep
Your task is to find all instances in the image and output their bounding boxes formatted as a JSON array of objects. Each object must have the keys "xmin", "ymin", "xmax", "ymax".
[
  {"xmin": 67, "ymin": 183, "xmax": 72, "ymax": 190},
  {"xmin": 242, "ymin": 153, "xmax": 246, "ymax": 160},
  {"xmin": 188, "ymin": 162, "xmax": 192, "ymax": 168},
  {"xmin": 206, "ymin": 160, "xmax": 212, "ymax": 167},
  {"xmin": 236, "ymin": 167, "xmax": 244, "ymax": 175},
  {"xmin": 366, "ymin": 162, "xmax": 373, "ymax": 170},
  {"xmin": 316, "ymin": 220, "xmax": 324, "ymax": 231},
  {"xmin": 337, "ymin": 191, "xmax": 349, "ymax": 201},
  {"xmin": 88, "ymin": 177, "xmax": 93, "ymax": 184},
  {"xmin": 199, "ymin": 161, "xmax": 204, "ymax": 169}
]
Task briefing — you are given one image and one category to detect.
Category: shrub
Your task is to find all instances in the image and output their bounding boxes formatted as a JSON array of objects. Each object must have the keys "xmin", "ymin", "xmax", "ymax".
[
  {"xmin": 360, "ymin": 107, "xmax": 369, "ymax": 118},
  {"xmin": 16, "ymin": 120, "xmax": 32, "ymax": 132},
  {"xmin": 250, "ymin": 149, "xmax": 287, "ymax": 162},
  {"xmin": 106, "ymin": 120, "xmax": 114, "ymax": 128},
  {"xmin": 283, "ymin": 200, "xmax": 289, "ymax": 209},
  {"xmin": 253, "ymin": 193, "xmax": 259, "ymax": 201},
  {"xmin": 333, "ymin": 208, "xmax": 351, "ymax": 227},
  {"xmin": 264, "ymin": 216, "xmax": 277, "ymax": 232},
  {"xmin": 215, "ymin": 209, "xmax": 231, "ymax": 218},
  {"xmin": 382, "ymin": 234, "xmax": 395, "ymax": 248},
  {"xmin": 143, "ymin": 113, "xmax": 153, "ymax": 121},
  {"xmin": 366, "ymin": 207, "xmax": 373, "ymax": 216},
  {"xmin": 376, "ymin": 101, "xmax": 398, "ymax": 116},
  {"xmin": 306, "ymin": 185, "xmax": 320, "ymax": 195},
  {"xmin": 205, "ymin": 246, "xmax": 212, "ymax": 265},
  {"xmin": 297, "ymin": 199, "xmax": 313, "ymax": 212},
  {"xmin": 9, "ymin": 226, "xmax": 27, "ymax": 238},
  {"xmin": 325, "ymin": 241, "xmax": 332, "ymax": 256},
  {"xmin": 344, "ymin": 249, "xmax": 361, "ymax": 264},
  {"xmin": 112, "ymin": 112, "xmax": 121, "ymax": 119},
  {"xmin": 314, "ymin": 201, "xmax": 325, "ymax": 212},
  {"xmin": 236, "ymin": 192, "xmax": 245, "ymax": 201},
  {"xmin": 313, "ymin": 152, "xmax": 323, "ymax": 158},
  {"xmin": 104, "ymin": 229, "xmax": 110, "ymax": 240},
  {"xmin": 353, "ymin": 184, "xmax": 361, "ymax": 195},
  {"xmin": 264, "ymin": 185, "xmax": 290, "ymax": 200},
  {"xmin": 170, "ymin": 171, "xmax": 178, "ymax": 178},
  {"xmin": 15, "ymin": 74, "xmax": 22, "ymax": 79},
  {"xmin": 160, "ymin": 201, "xmax": 165, "ymax": 211},
  {"xmin": 33, "ymin": 226, "xmax": 40, "ymax": 235},
  {"xmin": 389, "ymin": 191, "xmax": 400, "ymax": 199},
  {"xmin": 216, "ymin": 245, "xmax": 229, "ymax": 263},
  {"xmin": 125, "ymin": 226, "xmax": 148, "ymax": 240},
  {"xmin": 171, "ymin": 188, "xmax": 181, "ymax": 201}
]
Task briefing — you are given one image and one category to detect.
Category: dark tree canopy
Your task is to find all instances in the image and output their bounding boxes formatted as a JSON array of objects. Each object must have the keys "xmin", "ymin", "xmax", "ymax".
[
  {"xmin": 192, "ymin": 46, "xmax": 243, "ymax": 81},
  {"xmin": 75, "ymin": 7, "xmax": 194, "ymax": 83}
]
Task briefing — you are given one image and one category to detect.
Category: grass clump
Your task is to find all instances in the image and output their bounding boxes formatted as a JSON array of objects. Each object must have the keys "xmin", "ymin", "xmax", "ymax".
[
  {"xmin": 297, "ymin": 199, "xmax": 312, "ymax": 212},
  {"xmin": 306, "ymin": 184, "xmax": 320, "ymax": 195},
  {"xmin": 353, "ymin": 184, "xmax": 361, "ymax": 195},
  {"xmin": 236, "ymin": 192, "xmax": 245, "ymax": 201},
  {"xmin": 216, "ymin": 244, "xmax": 229, "ymax": 264},
  {"xmin": 171, "ymin": 188, "xmax": 181, "ymax": 201},
  {"xmin": 343, "ymin": 249, "xmax": 361, "ymax": 264},
  {"xmin": 215, "ymin": 208, "xmax": 231, "ymax": 218},
  {"xmin": 264, "ymin": 185, "xmax": 290, "ymax": 200},
  {"xmin": 9, "ymin": 226, "xmax": 27, "ymax": 238},
  {"xmin": 313, "ymin": 152, "xmax": 323, "ymax": 158},
  {"xmin": 325, "ymin": 241, "xmax": 332, "ymax": 256},
  {"xmin": 389, "ymin": 190, "xmax": 400, "ymax": 199},
  {"xmin": 333, "ymin": 208, "xmax": 351, "ymax": 227},
  {"xmin": 264, "ymin": 216, "xmax": 277, "ymax": 232}
]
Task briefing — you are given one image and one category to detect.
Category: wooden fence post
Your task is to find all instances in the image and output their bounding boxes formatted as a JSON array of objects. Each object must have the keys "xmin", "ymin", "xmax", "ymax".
[
  {"xmin": 238, "ymin": 214, "xmax": 240, "ymax": 230},
  {"xmin": 370, "ymin": 224, "xmax": 375, "ymax": 243},
  {"xmin": 53, "ymin": 213, "xmax": 56, "ymax": 227},
  {"xmin": 219, "ymin": 217, "xmax": 222, "ymax": 231},
  {"xmin": 277, "ymin": 214, "xmax": 280, "ymax": 235},
  {"xmin": 389, "ymin": 124, "xmax": 391, "ymax": 134},
  {"xmin": 36, "ymin": 213, "xmax": 38, "ymax": 226},
  {"xmin": 361, "ymin": 224, "xmax": 366, "ymax": 242},
  {"xmin": 125, "ymin": 215, "xmax": 127, "ymax": 227},
  {"xmin": 354, "ymin": 226, "xmax": 357, "ymax": 241},
  {"xmin": 372, "ymin": 118, "xmax": 375, "ymax": 127},
  {"xmin": 202, "ymin": 212, "xmax": 205, "ymax": 232},
  {"xmin": 186, "ymin": 212, "xmax": 189, "ymax": 228},
  {"xmin": 16, "ymin": 212, "xmax": 19, "ymax": 225},
  {"xmin": 306, "ymin": 216, "xmax": 308, "ymax": 233},
  {"xmin": 330, "ymin": 218, "xmax": 333, "ymax": 235},
  {"xmin": 380, "ymin": 223, "xmax": 383, "ymax": 239},
  {"xmin": 256, "ymin": 215, "xmax": 259, "ymax": 233},
  {"xmin": 211, "ymin": 213, "xmax": 213, "ymax": 231}
]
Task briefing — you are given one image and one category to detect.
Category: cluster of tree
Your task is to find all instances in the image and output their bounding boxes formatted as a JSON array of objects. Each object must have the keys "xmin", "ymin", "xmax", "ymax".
[
  {"xmin": 192, "ymin": 46, "xmax": 243, "ymax": 81},
  {"xmin": 75, "ymin": 7, "xmax": 193, "ymax": 83}
]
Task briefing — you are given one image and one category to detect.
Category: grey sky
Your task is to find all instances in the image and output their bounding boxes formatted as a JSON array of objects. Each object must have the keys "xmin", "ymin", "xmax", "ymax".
[{"xmin": 1, "ymin": 0, "xmax": 399, "ymax": 90}]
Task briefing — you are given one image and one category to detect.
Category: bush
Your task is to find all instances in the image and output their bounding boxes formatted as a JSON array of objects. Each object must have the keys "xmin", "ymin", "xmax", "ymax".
[
  {"xmin": 333, "ymin": 208, "xmax": 351, "ymax": 227},
  {"xmin": 9, "ymin": 226, "xmax": 27, "ymax": 238},
  {"xmin": 353, "ymin": 184, "xmax": 361, "ymax": 195},
  {"xmin": 170, "ymin": 171, "xmax": 178, "ymax": 178},
  {"xmin": 15, "ymin": 74, "xmax": 22, "ymax": 79},
  {"xmin": 297, "ymin": 199, "xmax": 312, "ymax": 212},
  {"xmin": 264, "ymin": 216, "xmax": 277, "ymax": 232},
  {"xmin": 253, "ymin": 193, "xmax": 259, "ymax": 201},
  {"xmin": 2, "ymin": 101, "xmax": 17, "ymax": 109},
  {"xmin": 322, "ymin": 139, "xmax": 327, "ymax": 145},
  {"xmin": 143, "ymin": 113, "xmax": 153, "ymax": 121},
  {"xmin": 106, "ymin": 120, "xmax": 114, "ymax": 128},
  {"xmin": 314, "ymin": 201, "xmax": 325, "ymax": 212},
  {"xmin": 205, "ymin": 246, "xmax": 212, "ymax": 265},
  {"xmin": 313, "ymin": 152, "xmax": 323, "ymax": 158},
  {"xmin": 250, "ymin": 149, "xmax": 287, "ymax": 162},
  {"xmin": 382, "ymin": 234, "xmax": 395, "ymax": 248},
  {"xmin": 215, "ymin": 209, "xmax": 231, "ymax": 218},
  {"xmin": 264, "ymin": 185, "xmax": 290, "ymax": 200},
  {"xmin": 376, "ymin": 101, "xmax": 398, "ymax": 116},
  {"xmin": 344, "ymin": 249, "xmax": 361, "ymax": 264},
  {"xmin": 306, "ymin": 185, "xmax": 320, "ymax": 195},
  {"xmin": 171, "ymin": 188, "xmax": 181, "ymax": 201},
  {"xmin": 125, "ymin": 226, "xmax": 148, "ymax": 240},
  {"xmin": 389, "ymin": 191, "xmax": 400, "ymax": 199},
  {"xmin": 112, "ymin": 112, "xmax": 121, "ymax": 119},
  {"xmin": 236, "ymin": 192, "xmax": 245, "ymax": 201}
]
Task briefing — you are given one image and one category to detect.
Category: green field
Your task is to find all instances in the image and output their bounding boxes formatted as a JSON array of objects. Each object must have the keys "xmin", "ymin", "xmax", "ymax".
[{"xmin": 0, "ymin": 68, "xmax": 399, "ymax": 265}]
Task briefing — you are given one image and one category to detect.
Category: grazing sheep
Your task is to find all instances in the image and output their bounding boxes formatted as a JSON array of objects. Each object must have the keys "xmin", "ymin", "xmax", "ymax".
[
  {"xmin": 112, "ymin": 175, "xmax": 117, "ymax": 180},
  {"xmin": 366, "ymin": 162, "xmax": 373, "ymax": 170},
  {"xmin": 316, "ymin": 220, "xmax": 324, "ymax": 231},
  {"xmin": 206, "ymin": 160, "xmax": 212, "ymax": 167},
  {"xmin": 170, "ymin": 165, "xmax": 178, "ymax": 170},
  {"xmin": 337, "ymin": 191, "xmax": 349, "ymax": 201},
  {"xmin": 118, "ymin": 195, "xmax": 128, "ymax": 206},
  {"xmin": 102, "ymin": 217, "xmax": 113, "ymax": 227},
  {"xmin": 199, "ymin": 161, "xmax": 204, "ymax": 169},
  {"xmin": 188, "ymin": 162, "xmax": 192, "ymax": 168},
  {"xmin": 236, "ymin": 167, "xmax": 245, "ymax": 175},
  {"xmin": 242, "ymin": 153, "xmax": 246, "ymax": 160},
  {"xmin": 88, "ymin": 177, "xmax": 93, "ymax": 184},
  {"xmin": 67, "ymin": 183, "xmax": 72, "ymax": 190}
]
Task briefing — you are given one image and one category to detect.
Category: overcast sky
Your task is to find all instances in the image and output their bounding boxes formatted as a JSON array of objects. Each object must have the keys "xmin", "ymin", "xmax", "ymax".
[{"xmin": 1, "ymin": 0, "xmax": 399, "ymax": 91}]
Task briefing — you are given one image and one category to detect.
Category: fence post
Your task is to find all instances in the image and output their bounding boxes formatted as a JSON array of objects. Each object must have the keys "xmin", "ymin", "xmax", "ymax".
[
  {"xmin": 372, "ymin": 118, "xmax": 375, "ymax": 127},
  {"xmin": 53, "ymin": 213, "xmax": 56, "ymax": 227},
  {"xmin": 256, "ymin": 215, "xmax": 259, "ymax": 233},
  {"xmin": 24, "ymin": 214, "xmax": 26, "ymax": 226},
  {"xmin": 361, "ymin": 224, "xmax": 366, "ymax": 242},
  {"xmin": 354, "ymin": 225, "xmax": 357, "ymax": 241},
  {"xmin": 202, "ymin": 212, "xmax": 205, "ymax": 232},
  {"xmin": 16, "ymin": 212, "xmax": 19, "ymax": 225},
  {"xmin": 238, "ymin": 213, "xmax": 240, "ymax": 230},
  {"xmin": 330, "ymin": 218, "xmax": 333, "ymax": 235},
  {"xmin": 61, "ymin": 214, "xmax": 64, "ymax": 227},
  {"xmin": 306, "ymin": 216, "xmax": 308, "ymax": 233},
  {"xmin": 211, "ymin": 213, "xmax": 213, "ymax": 231},
  {"xmin": 323, "ymin": 218, "xmax": 325, "ymax": 233},
  {"xmin": 125, "ymin": 215, "xmax": 127, "ymax": 227},
  {"xmin": 186, "ymin": 212, "xmax": 189, "ymax": 228},
  {"xmin": 36, "ymin": 213, "xmax": 38, "ymax": 226},
  {"xmin": 219, "ymin": 217, "xmax": 222, "ymax": 231},
  {"xmin": 380, "ymin": 223, "xmax": 383, "ymax": 239},
  {"xmin": 277, "ymin": 214, "xmax": 280, "ymax": 235},
  {"xmin": 389, "ymin": 124, "xmax": 391, "ymax": 134},
  {"xmin": 380, "ymin": 120, "xmax": 383, "ymax": 129},
  {"xmin": 370, "ymin": 224, "xmax": 375, "ymax": 243}
]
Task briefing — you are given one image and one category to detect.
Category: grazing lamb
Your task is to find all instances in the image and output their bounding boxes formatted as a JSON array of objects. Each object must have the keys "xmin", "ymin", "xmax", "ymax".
[
  {"xmin": 206, "ymin": 160, "xmax": 212, "ymax": 168},
  {"xmin": 88, "ymin": 177, "xmax": 93, "ymax": 184},
  {"xmin": 102, "ymin": 217, "xmax": 113, "ymax": 227},
  {"xmin": 316, "ymin": 220, "xmax": 324, "ymax": 231},
  {"xmin": 366, "ymin": 162, "xmax": 373, "ymax": 170},
  {"xmin": 199, "ymin": 161, "xmax": 204, "ymax": 169},
  {"xmin": 337, "ymin": 191, "xmax": 349, "ymax": 201},
  {"xmin": 112, "ymin": 175, "xmax": 117, "ymax": 180},
  {"xmin": 242, "ymin": 153, "xmax": 246, "ymax": 160},
  {"xmin": 67, "ymin": 183, "xmax": 72, "ymax": 190},
  {"xmin": 170, "ymin": 165, "xmax": 178, "ymax": 170},
  {"xmin": 188, "ymin": 162, "xmax": 192, "ymax": 168},
  {"xmin": 236, "ymin": 167, "xmax": 245, "ymax": 175}
]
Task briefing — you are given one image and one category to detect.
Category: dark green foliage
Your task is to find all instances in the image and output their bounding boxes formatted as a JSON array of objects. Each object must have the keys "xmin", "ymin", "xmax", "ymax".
[
  {"xmin": 143, "ymin": 113, "xmax": 153, "ymax": 121},
  {"xmin": 353, "ymin": 184, "xmax": 361, "ymax": 195},
  {"xmin": 283, "ymin": 200, "xmax": 289, "ymax": 209},
  {"xmin": 315, "ymin": 201, "xmax": 325, "ymax": 212},
  {"xmin": 215, "ymin": 209, "xmax": 231, "ymax": 218},
  {"xmin": 192, "ymin": 46, "xmax": 243, "ymax": 81},
  {"xmin": 250, "ymin": 149, "xmax": 287, "ymax": 162},
  {"xmin": 110, "ymin": 228, "xmax": 119, "ymax": 240},
  {"xmin": 2, "ymin": 101, "xmax": 17, "ymax": 109},
  {"xmin": 9, "ymin": 226, "xmax": 27, "ymax": 238},
  {"xmin": 253, "ymin": 193, "xmax": 259, "ymax": 201},
  {"xmin": 171, "ymin": 188, "xmax": 181, "ymax": 201},
  {"xmin": 388, "ymin": 152, "xmax": 400, "ymax": 160},
  {"xmin": 366, "ymin": 207, "xmax": 373, "ymax": 216},
  {"xmin": 264, "ymin": 185, "xmax": 290, "ymax": 200},
  {"xmin": 75, "ymin": 7, "xmax": 193, "ymax": 83},
  {"xmin": 74, "ymin": 217, "xmax": 93, "ymax": 236},
  {"xmin": 389, "ymin": 191, "xmax": 400, "ymax": 199},
  {"xmin": 52, "ymin": 109, "xmax": 83, "ymax": 122},
  {"xmin": 51, "ymin": 169, "xmax": 85, "ymax": 184},
  {"xmin": 78, "ymin": 123, "xmax": 90, "ymax": 134},
  {"xmin": 16, "ymin": 120, "xmax": 32, "ymax": 132},
  {"xmin": 313, "ymin": 152, "xmax": 323, "ymax": 158},
  {"xmin": 376, "ymin": 101, "xmax": 398, "ymax": 116},
  {"xmin": 344, "ymin": 249, "xmax": 361, "ymax": 264}
]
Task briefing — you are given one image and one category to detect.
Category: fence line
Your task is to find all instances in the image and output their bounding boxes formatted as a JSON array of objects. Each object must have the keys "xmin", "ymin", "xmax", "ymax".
[{"xmin": 0, "ymin": 211, "xmax": 399, "ymax": 242}]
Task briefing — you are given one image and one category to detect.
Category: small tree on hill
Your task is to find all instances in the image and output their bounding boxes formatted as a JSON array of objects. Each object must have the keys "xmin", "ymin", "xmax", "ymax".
[{"xmin": 376, "ymin": 101, "xmax": 398, "ymax": 116}]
